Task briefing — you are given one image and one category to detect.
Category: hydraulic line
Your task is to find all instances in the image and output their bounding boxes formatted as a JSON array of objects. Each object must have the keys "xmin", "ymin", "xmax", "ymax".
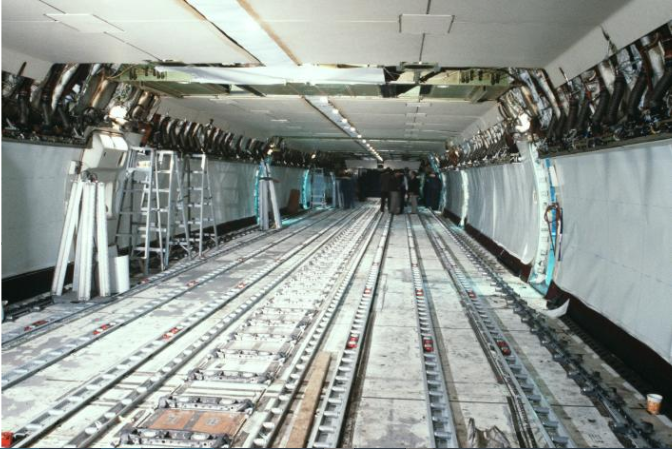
[
  {"xmin": 627, "ymin": 73, "xmax": 648, "ymax": 119},
  {"xmin": 605, "ymin": 73, "xmax": 627, "ymax": 125},
  {"xmin": 648, "ymin": 56, "xmax": 672, "ymax": 112},
  {"xmin": 575, "ymin": 97, "xmax": 592, "ymax": 134}
]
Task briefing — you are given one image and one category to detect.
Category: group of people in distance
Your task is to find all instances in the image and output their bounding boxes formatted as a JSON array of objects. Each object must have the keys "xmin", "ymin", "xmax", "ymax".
[{"xmin": 379, "ymin": 168, "xmax": 442, "ymax": 214}]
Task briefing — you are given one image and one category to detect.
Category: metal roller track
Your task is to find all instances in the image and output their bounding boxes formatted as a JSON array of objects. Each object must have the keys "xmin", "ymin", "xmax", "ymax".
[
  {"xmin": 2, "ymin": 211, "xmax": 334, "ymax": 390},
  {"xmin": 404, "ymin": 214, "xmax": 459, "ymax": 448},
  {"xmin": 419, "ymin": 211, "xmax": 576, "ymax": 449},
  {"xmin": 432, "ymin": 213, "xmax": 664, "ymax": 449},
  {"xmin": 243, "ymin": 213, "xmax": 387, "ymax": 448},
  {"xmin": 8, "ymin": 209, "xmax": 363, "ymax": 449},
  {"xmin": 2, "ymin": 212, "xmax": 320, "ymax": 349},
  {"xmin": 308, "ymin": 215, "xmax": 392, "ymax": 449},
  {"xmin": 67, "ymin": 209, "xmax": 380, "ymax": 449}
]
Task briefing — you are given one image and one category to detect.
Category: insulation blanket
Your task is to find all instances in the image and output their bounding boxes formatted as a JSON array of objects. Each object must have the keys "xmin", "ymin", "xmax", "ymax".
[
  {"xmin": 445, "ymin": 170, "xmax": 466, "ymax": 220},
  {"xmin": 552, "ymin": 139, "xmax": 672, "ymax": 364},
  {"xmin": 2, "ymin": 142, "xmax": 84, "ymax": 277},
  {"xmin": 465, "ymin": 162, "xmax": 540, "ymax": 265}
]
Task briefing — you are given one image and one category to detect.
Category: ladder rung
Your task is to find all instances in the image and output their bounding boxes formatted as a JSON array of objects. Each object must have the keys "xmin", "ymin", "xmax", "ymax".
[
  {"xmin": 140, "ymin": 208, "xmax": 170, "ymax": 213},
  {"xmin": 133, "ymin": 247, "xmax": 166, "ymax": 253},
  {"xmin": 138, "ymin": 226, "xmax": 168, "ymax": 232}
]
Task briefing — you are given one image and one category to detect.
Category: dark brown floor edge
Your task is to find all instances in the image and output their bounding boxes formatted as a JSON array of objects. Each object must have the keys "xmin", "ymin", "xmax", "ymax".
[
  {"xmin": 440, "ymin": 208, "xmax": 532, "ymax": 281},
  {"xmin": 547, "ymin": 282, "xmax": 672, "ymax": 414},
  {"xmin": 442, "ymin": 207, "xmax": 462, "ymax": 225},
  {"xmin": 2, "ymin": 209, "xmax": 300, "ymax": 305}
]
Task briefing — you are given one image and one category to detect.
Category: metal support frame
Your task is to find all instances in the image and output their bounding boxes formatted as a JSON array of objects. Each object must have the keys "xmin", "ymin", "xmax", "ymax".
[
  {"xmin": 243, "ymin": 210, "xmax": 381, "ymax": 448},
  {"xmin": 63, "ymin": 208, "xmax": 367, "ymax": 449},
  {"xmin": 308, "ymin": 215, "xmax": 392, "ymax": 448},
  {"xmin": 11, "ymin": 210, "xmax": 360, "ymax": 448},
  {"xmin": 404, "ymin": 214, "xmax": 458, "ymax": 448},
  {"xmin": 2, "ymin": 212, "xmax": 335, "ymax": 390}
]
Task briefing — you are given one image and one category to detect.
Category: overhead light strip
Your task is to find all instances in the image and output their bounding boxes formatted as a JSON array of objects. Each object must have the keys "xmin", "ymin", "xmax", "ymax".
[{"xmin": 305, "ymin": 96, "xmax": 383, "ymax": 162}]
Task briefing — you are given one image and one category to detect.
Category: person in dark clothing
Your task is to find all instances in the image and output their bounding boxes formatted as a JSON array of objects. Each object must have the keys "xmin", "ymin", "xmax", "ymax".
[
  {"xmin": 397, "ymin": 170, "xmax": 407, "ymax": 214},
  {"xmin": 389, "ymin": 170, "xmax": 402, "ymax": 214},
  {"xmin": 379, "ymin": 168, "xmax": 392, "ymax": 212},
  {"xmin": 423, "ymin": 172, "xmax": 442, "ymax": 211},
  {"xmin": 408, "ymin": 171, "xmax": 420, "ymax": 214},
  {"xmin": 343, "ymin": 171, "xmax": 355, "ymax": 209}
]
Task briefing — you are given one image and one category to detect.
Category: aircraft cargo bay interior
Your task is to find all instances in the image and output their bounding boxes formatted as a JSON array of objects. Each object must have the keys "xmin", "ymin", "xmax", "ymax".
[{"xmin": 1, "ymin": 1, "xmax": 672, "ymax": 448}]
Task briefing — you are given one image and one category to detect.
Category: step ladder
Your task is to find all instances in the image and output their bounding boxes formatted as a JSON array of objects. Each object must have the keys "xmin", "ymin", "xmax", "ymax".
[
  {"xmin": 115, "ymin": 148, "xmax": 189, "ymax": 274},
  {"xmin": 180, "ymin": 154, "xmax": 218, "ymax": 257}
]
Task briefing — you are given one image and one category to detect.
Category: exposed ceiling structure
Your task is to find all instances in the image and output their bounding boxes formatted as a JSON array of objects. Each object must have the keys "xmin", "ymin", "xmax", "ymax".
[{"xmin": 1, "ymin": 0, "xmax": 636, "ymax": 159}]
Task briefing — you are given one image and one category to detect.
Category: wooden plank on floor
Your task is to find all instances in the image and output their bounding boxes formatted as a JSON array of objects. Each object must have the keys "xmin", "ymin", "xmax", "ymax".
[{"xmin": 285, "ymin": 351, "xmax": 331, "ymax": 448}]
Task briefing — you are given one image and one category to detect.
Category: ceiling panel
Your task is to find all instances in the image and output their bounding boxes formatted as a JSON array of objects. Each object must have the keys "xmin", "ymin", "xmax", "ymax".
[
  {"xmin": 429, "ymin": 0, "xmax": 629, "ymax": 26},
  {"xmin": 2, "ymin": 0, "xmax": 252, "ymax": 65},
  {"xmin": 422, "ymin": 21, "xmax": 592, "ymax": 67},
  {"xmin": 2, "ymin": 0, "xmax": 61, "ymax": 21},
  {"xmin": 44, "ymin": 0, "xmax": 201, "ymax": 22},
  {"xmin": 266, "ymin": 21, "xmax": 422, "ymax": 65},
  {"xmin": 106, "ymin": 20, "xmax": 254, "ymax": 64},
  {"xmin": 245, "ymin": 0, "xmax": 424, "ymax": 22},
  {"xmin": 2, "ymin": 21, "xmax": 156, "ymax": 63}
]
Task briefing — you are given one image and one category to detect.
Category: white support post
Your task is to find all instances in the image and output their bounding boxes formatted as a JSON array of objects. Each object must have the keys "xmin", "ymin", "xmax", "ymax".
[
  {"xmin": 268, "ymin": 177, "xmax": 282, "ymax": 230},
  {"xmin": 77, "ymin": 183, "xmax": 96, "ymax": 301},
  {"xmin": 96, "ymin": 183, "xmax": 111, "ymax": 297},
  {"xmin": 52, "ymin": 179, "xmax": 84, "ymax": 296}
]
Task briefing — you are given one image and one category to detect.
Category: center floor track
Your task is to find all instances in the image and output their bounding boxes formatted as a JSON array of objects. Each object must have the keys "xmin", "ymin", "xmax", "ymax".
[{"xmin": 2, "ymin": 205, "xmax": 670, "ymax": 448}]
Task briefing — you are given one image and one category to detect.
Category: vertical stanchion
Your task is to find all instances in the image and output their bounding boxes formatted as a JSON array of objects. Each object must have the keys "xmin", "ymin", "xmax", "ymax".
[
  {"xmin": 52, "ymin": 179, "xmax": 84, "ymax": 296},
  {"xmin": 96, "ymin": 183, "xmax": 110, "ymax": 297}
]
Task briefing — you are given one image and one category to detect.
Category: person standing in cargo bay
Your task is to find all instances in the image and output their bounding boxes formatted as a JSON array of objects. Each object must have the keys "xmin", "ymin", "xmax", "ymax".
[
  {"xmin": 408, "ymin": 171, "xmax": 420, "ymax": 214},
  {"xmin": 389, "ymin": 170, "xmax": 402, "ymax": 214},
  {"xmin": 379, "ymin": 168, "xmax": 392, "ymax": 212}
]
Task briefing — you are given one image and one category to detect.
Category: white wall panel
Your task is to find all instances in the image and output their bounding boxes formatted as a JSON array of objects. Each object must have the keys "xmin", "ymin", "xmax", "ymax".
[
  {"xmin": 553, "ymin": 139, "xmax": 672, "ymax": 364},
  {"xmin": 444, "ymin": 170, "xmax": 466, "ymax": 221},
  {"xmin": 465, "ymin": 160, "xmax": 540, "ymax": 264},
  {"xmin": 2, "ymin": 142, "xmax": 84, "ymax": 277},
  {"xmin": 2, "ymin": 141, "xmax": 304, "ymax": 279}
]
